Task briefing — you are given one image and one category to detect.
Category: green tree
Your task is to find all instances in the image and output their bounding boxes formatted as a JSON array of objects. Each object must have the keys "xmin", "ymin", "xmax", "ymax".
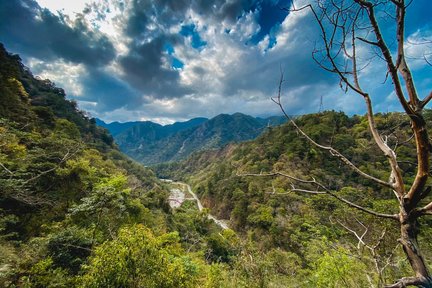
[{"xmin": 80, "ymin": 225, "xmax": 200, "ymax": 288}]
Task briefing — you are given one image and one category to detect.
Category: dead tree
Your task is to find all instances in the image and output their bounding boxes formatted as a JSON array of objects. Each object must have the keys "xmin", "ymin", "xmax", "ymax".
[
  {"xmin": 283, "ymin": 0, "xmax": 431, "ymax": 286},
  {"xmin": 241, "ymin": 0, "xmax": 431, "ymax": 287}
]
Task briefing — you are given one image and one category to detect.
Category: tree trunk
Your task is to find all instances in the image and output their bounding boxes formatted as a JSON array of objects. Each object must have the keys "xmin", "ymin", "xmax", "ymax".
[{"xmin": 399, "ymin": 214, "xmax": 432, "ymax": 287}]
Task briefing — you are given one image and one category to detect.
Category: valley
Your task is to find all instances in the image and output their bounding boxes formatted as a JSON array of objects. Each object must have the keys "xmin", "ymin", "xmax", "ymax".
[
  {"xmin": 98, "ymin": 113, "xmax": 286, "ymax": 165},
  {"xmin": 1, "ymin": 0, "xmax": 431, "ymax": 286},
  {"xmin": 165, "ymin": 179, "xmax": 230, "ymax": 230}
]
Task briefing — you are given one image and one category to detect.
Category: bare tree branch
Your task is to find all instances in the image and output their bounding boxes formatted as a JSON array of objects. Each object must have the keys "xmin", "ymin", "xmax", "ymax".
[
  {"xmin": 420, "ymin": 91, "xmax": 432, "ymax": 109},
  {"xmin": 283, "ymin": 1, "xmax": 432, "ymax": 284},
  {"xmin": 424, "ymin": 55, "xmax": 432, "ymax": 66},
  {"xmin": 237, "ymin": 171, "xmax": 398, "ymax": 220},
  {"xmin": 385, "ymin": 276, "xmax": 432, "ymax": 288},
  {"xmin": 356, "ymin": 36, "xmax": 379, "ymax": 46},
  {"xmin": 415, "ymin": 201, "xmax": 432, "ymax": 216},
  {"xmin": 273, "ymin": 72, "xmax": 394, "ymax": 190},
  {"xmin": 354, "ymin": 0, "xmax": 414, "ymax": 115}
]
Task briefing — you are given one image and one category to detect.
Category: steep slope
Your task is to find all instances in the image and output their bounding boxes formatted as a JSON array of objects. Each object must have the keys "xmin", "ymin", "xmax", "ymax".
[
  {"xmin": 0, "ymin": 44, "xmax": 204, "ymax": 286},
  {"xmin": 0, "ymin": 43, "xmax": 167, "ymax": 230},
  {"xmin": 3, "ymin": 44, "xmax": 281, "ymax": 288},
  {"xmin": 154, "ymin": 110, "xmax": 432, "ymax": 285},
  {"xmin": 112, "ymin": 112, "xmax": 285, "ymax": 165}
]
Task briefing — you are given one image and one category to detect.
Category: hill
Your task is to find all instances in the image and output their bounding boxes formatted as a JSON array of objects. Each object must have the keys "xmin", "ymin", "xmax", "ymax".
[
  {"xmin": 0, "ymin": 44, "xmax": 230, "ymax": 287},
  {"xmin": 4, "ymin": 41, "xmax": 431, "ymax": 287},
  {"xmin": 154, "ymin": 110, "xmax": 432, "ymax": 285},
  {"xmin": 106, "ymin": 112, "xmax": 285, "ymax": 165}
]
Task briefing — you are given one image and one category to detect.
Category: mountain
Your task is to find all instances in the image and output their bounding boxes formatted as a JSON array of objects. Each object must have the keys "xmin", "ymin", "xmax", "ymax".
[
  {"xmin": 0, "ymin": 44, "xmax": 212, "ymax": 286},
  {"xmin": 95, "ymin": 118, "xmax": 142, "ymax": 136},
  {"xmin": 1, "ymin": 44, "xmax": 299, "ymax": 286},
  {"xmin": 96, "ymin": 116, "xmax": 209, "ymax": 137},
  {"xmin": 154, "ymin": 110, "xmax": 432, "ymax": 285},
  {"xmin": 106, "ymin": 112, "xmax": 286, "ymax": 165}
]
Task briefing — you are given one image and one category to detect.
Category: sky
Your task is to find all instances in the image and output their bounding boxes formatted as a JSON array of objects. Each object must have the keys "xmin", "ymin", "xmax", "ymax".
[{"xmin": 0, "ymin": 0, "xmax": 431, "ymax": 124}]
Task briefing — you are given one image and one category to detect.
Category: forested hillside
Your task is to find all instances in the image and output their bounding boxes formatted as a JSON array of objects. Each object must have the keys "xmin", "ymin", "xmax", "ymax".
[
  {"xmin": 155, "ymin": 111, "xmax": 432, "ymax": 286},
  {"xmin": 0, "ymin": 44, "xmax": 232, "ymax": 287},
  {"xmin": 2, "ymin": 42, "xmax": 431, "ymax": 287},
  {"xmin": 103, "ymin": 113, "xmax": 285, "ymax": 165},
  {"xmin": 96, "ymin": 117, "xmax": 209, "ymax": 137}
]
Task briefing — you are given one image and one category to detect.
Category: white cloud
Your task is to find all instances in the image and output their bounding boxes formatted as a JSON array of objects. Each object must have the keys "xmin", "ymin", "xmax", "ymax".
[
  {"xmin": 36, "ymin": 0, "xmax": 91, "ymax": 14},
  {"xmin": 23, "ymin": 0, "xmax": 430, "ymax": 123},
  {"xmin": 27, "ymin": 57, "xmax": 87, "ymax": 96},
  {"xmin": 405, "ymin": 29, "xmax": 432, "ymax": 69}
]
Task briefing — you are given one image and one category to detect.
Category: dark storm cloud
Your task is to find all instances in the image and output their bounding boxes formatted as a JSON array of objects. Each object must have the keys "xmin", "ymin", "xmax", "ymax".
[
  {"xmin": 222, "ymin": 53, "xmax": 333, "ymax": 98},
  {"xmin": 117, "ymin": 0, "xmax": 291, "ymax": 99},
  {"xmin": 3, "ymin": 0, "xmax": 427, "ymax": 123},
  {"xmin": 123, "ymin": 0, "xmax": 259, "ymax": 39},
  {"xmin": 123, "ymin": 0, "xmax": 188, "ymax": 38},
  {"xmin": 79, "ymin": 68, "xmax": 142, "ymax": 112},
  {"xmin": 119, "ymin": 36, "xmax": 194, "ymax": 98},
  {"xmin": 0, "ymin": 0, "xmax": 115, "ymax": 66}
]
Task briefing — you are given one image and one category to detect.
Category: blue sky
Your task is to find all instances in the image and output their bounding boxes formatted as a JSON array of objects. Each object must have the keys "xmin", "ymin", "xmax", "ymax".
[{"xmin": 0, "ymin": 0, "xmax": 431, "ymax": 123}]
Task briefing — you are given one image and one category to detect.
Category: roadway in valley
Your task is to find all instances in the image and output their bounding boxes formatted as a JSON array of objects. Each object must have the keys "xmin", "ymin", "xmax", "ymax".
[{"xmin": 163, "ymin": 179, "xmax": 229, "ymax": 230}]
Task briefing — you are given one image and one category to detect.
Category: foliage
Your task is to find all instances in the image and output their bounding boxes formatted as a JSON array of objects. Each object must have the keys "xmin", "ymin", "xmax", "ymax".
[
  {"xmin": 80, "ymin": 225, "xmax": 200, "ymax": 288},
  {"xmin": 2, "ymin": 42, "xmax": 431, "ymax": 287},
  {"xmin": 0, "ymin": 44, "xmax": 174, "ymax": 287},
  {"xmin": 156, "ymin": 110, "xmax": 432, "ymax": 286}
]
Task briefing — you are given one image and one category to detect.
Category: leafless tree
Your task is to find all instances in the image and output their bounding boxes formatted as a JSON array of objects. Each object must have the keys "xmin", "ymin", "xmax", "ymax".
[
  {"xmin": 332, "ymin": 217, "xmax": 400, "ymax": 286},
  {"xmin": 241, "ymin": 0, "xmax": 431, "ymax": 287},
  {"xmin": 284, "ymin": 0, "xmax": 431, "ymax": 286}
]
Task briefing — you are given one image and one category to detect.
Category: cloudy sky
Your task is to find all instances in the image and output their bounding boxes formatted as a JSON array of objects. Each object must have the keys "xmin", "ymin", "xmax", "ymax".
[{"xmin": 1, "ymin": 0, "xmax": 431, "ymax": 123}]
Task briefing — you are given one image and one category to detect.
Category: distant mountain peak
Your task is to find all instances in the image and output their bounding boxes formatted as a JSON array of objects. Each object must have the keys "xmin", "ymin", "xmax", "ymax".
[{"xmin": 100, "ymin": 113, "xmax": 286, "ymax": 165}]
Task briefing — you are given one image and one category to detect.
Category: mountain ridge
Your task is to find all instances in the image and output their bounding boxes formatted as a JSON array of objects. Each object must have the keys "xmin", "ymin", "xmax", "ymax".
[{"xmin": 99, "ymin": 113, "xmax": 286, "ymax": 165}]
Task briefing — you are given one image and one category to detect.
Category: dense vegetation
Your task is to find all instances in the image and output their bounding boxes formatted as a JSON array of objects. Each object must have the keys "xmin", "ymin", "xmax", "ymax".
[
  {"xmin": 155, "ymin": 110, "xmax": 432, "ymax": 286},
  {"xmin": 0, "ymin": 44, "xmax": 235, "ymax": 287},
  {"xmin": 102, "ymin": 113, "xmax": 285, "ymax": 165},
  {"xmin": 2, "ymin": 42, "xmax": 431, "ymax": 287}
]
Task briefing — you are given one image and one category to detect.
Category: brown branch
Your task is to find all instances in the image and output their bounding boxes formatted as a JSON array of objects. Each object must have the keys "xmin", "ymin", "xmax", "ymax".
[
  {"xmin": 385, "ymin": 276, "xmax": 432, "ymax": 288},
  {"xmin": 237, "ymin": 171, "xmax": 327, "ymax": 189},
  {"xmin": 416, "ymin": 201, "xmax": 432, "ymax": 216},
  {"xmin": 363, "ymin": 94, "xmax": 406, "ymax": 197},
  {"xmin": 354, "ymin": 0, "xmax": 414, "ymax": 116},
  {"xmin": 287, "ymin": 0, "xmax": 432, "ymax": 284},
  {"xmin": 273, "ymin": 72, "xmax": 394, "ymax": 190},
  {"xmin": 420, "ymin": 91, "xmax": 432, "ymax": 109},
  {"xmin": 350, "ymin": 15, "xmax": 404, "ymax": 194},
  {"xmin": 294, "ymin": 3, "xmax": 406, "ymax": 197},
  {"xmin": 389, "ymin": 0, "xmax": 403, "ymax": 8},
  {"xmin": 394, "ymin": 0, "xmax": 421, "ymax": 111},
  {"xmin": 326, "ymin": 188, "xmax": 398, "ymax": 220},
  {"xmin": 289, "ymin": 188, "xmax": 326, "ymax": 195},
  {"xmin": 356, "ymin": 36, "xmax": 379, "ymax": 46},
  {"xmin": 347, "ymin": 0, "xmax": 429, "ymax": 206},
  {"xmin": 237, "ymin": 171, "xmax": 398, "ymax": 220}
]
